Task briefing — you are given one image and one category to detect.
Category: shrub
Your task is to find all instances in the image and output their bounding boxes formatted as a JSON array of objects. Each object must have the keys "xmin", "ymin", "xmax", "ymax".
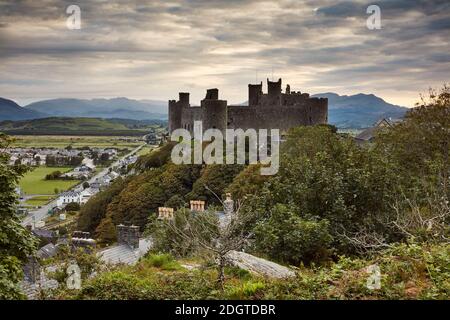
[
  {"xmin": 145, "ymin": 254, "xmax": 182, "ymax": 271},
  {"xmin": 64, "ymin": 202, "xmax": 80, "ymax": 211},
  {"xmin": 252, "ymin": 204, "xmax": 332, "ymax": 265}
]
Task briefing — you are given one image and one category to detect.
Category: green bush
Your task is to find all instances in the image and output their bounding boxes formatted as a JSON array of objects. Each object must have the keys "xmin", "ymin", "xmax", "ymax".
[
  {"xmin": 253, "ymin": 204, "xmax": 332, "ymax": 265},
  {"xmin": 145, "ymin": 254, "xmax": 182, "ymax": 271},
  {"xmin": 64, "ymin": 202, "xmax": 80, "ymax": 211}
]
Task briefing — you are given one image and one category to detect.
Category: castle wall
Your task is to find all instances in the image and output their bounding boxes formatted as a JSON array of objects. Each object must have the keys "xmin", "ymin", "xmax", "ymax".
[
  {"xmin": 180, "ymin": 106, "xmax": 201, "ymax": 134},
  {"xmin": 227, "ymin": 101, "xmax": 327, "ymax": 132},
  {"xmin": 201, "ymin": 99, "xmax": 227, "ymax": 134},
  {"xmin": 169, "ymin": 79, "xmax": 328, "ymax": 135}
]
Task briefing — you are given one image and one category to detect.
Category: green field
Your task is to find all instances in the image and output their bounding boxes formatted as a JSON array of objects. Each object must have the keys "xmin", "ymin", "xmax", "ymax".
[
  {"xmin": 19, "ymin": 166, "xmax": 80, "ymax": 195},
  {"xmin": 137, "ymin": 146, "xmax": 153, "ymax": 156},
  {"xmin": 25, "ymin": 195, "xmax": 54, "ymax": 206},
  {"xmin": 12, "ymin": 135, "xmax": 144, "ymax": 149},
  {"xmin": 0, "ymin": 117, "xmax": 154, "ymax": 136}
]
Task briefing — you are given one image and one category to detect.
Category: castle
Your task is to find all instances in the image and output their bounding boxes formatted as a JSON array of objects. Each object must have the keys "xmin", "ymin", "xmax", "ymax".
[{"xmin": 168, "ymin": 78, "xmax": 328, "ymax": 134}]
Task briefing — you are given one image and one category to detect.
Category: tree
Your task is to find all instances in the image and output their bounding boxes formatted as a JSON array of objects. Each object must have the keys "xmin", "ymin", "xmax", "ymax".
[
  {"xmin": 82, "ymin": 181, "xmax": 90, "ymax": 189},
  {"xmin": 77, "ymin": 177, "xmax": 126, "ymax": 233},
  {"xmin": 151, "ymin": 189, "xmax": 254, "ymax": 289},
  {"xmin": 239, "ymin": 125, "xmax": 400, "ymax": 259},
  {"xmin": 105, "ymin": 164, "xmax": 201, "ymax": 228},
  {"xmin": 45, "ymin": 170, "xmax": 62, "ymax": 180},
  {"xmin": 376, "ymin": 84, "xmax": 450, "ymax": 198},
  {"xmin": 65, "ymin": 202, "xmax": 80, "ymax": 212},
  {"xmin": 188, "ymin": 164, "xmax": 244, "ymax": 205},
  {"xmin": 0, "ymin": 133, "xmax": 37, "ymax": 299},
  {"xmin": 95, "ymin": 216, "xmax": 117, "ymax": 245},
  {"xmin": 252, "ymin": 204, "xmax": 332, "ymax": 265}
]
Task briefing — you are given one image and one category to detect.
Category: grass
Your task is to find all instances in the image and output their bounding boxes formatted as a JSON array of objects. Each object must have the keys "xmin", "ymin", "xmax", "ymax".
[
  {"xmin": 1, "ymin": 117, "xmax": 152, "ymax": 136},
  {"xmin": 24, "ymin": 195, "xmax": 54, "ymax": 206},
  {"xmin": 144, "ymin": 254, "xmax": 183, "ymax": 271},
  {"xmin": 137, "ymin": 146, "xmax": 153, "ymax": 156},
  {"xmin": 19, "ymin": 166, "xmax": 80, "ymax": 195},
  {"xmin": 11, "ymin": 135, "xmax": 144, "ymax": 149}
]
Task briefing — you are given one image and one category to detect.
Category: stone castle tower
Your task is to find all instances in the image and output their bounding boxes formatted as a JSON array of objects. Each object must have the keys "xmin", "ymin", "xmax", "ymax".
[{"xmin": 169, "ymin": 78, "xmax": 328, "ymax": 134}]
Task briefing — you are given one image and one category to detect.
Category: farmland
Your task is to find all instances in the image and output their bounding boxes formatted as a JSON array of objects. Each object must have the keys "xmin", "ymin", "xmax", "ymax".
[
  {"xmin": 12, "ymin": 135, "xmax": 143, "ymax": 149},
  {"xmin": 19, "ymin": 166, "xmax": 80, "ymax": 195},
  {"xmin": 24, "ymin": 195, "xmax": 54, "ymax": 206}
]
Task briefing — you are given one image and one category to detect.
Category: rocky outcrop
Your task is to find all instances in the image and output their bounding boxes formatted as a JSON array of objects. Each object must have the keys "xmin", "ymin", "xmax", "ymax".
[{"xmin": 226, "ymin": 250, "xmax": 295, "ymax": 279}]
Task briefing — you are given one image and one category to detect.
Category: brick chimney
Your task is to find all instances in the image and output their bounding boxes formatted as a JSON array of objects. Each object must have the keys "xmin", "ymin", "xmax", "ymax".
[
  {"xmin": 117, "ymin": 224, "xmax": 140, "ymax": 249},
  {"xmin": 158, "ymin": 207, "xmax": 174, "ymax": 220},
  {"xmin": 223, "ymin": 193, "xmax": 234, "ymax": 215},
  {"xmin": 190, "ymin": 200, "xmax": 205, "ymax": 212}
]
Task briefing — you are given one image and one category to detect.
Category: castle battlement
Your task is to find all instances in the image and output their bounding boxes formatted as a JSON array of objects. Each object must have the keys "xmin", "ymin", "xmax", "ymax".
[{"xmin": 169, "ymin": 78, "xmax": 328, "ymax": 134}]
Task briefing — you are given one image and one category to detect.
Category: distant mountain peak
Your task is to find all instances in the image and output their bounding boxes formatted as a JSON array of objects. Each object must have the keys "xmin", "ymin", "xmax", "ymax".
[
  {"xmin": 0, "ymin": 97, "xmax": 46, "ymax": 121},
  {"xmin": 312, "ymin": 92, "xmax": 408, "ymax": 129}
]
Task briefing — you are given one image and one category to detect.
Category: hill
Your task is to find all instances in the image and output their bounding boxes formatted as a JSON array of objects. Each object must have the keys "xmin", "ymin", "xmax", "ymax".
[
  {"xmin": 0, "ymin": 117, "xmax": 162, "ymax": 136},
  {"xmin": 312, "ymin": 92, "xmax": 408, "ymax": 128},
  {"xmin": 0, "ymin": 98, "xmax": 46, "ymax": 121},
  {"xmin": 25, "ymin": 97, "xmax": 168, "ymax": 120},
  {"xmin": 1, "ymin": 93, "xmax": 407, "ymax": 128}
]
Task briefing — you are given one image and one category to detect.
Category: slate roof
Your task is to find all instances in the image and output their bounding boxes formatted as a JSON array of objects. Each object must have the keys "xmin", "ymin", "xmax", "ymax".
[
  {"xmin": 59, "ymin": 190, "xmax": 81, "ymax": 197},
  {"xmin": 97, "ymin": 238, "xmax": 153, "ymax": 265},
  {"xmin": 355, "ymin": 126, "xmax": 377, "ymax": 141},
  {"xmin": 36, "ymin": 243, "xmax": 58, "ymax": 259},
  {"xmin": 32, "ymin": 229, "xmax": 57, "ymax": 240}
]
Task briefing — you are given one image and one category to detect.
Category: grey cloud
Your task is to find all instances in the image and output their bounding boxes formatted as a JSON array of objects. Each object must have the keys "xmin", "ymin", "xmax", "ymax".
[{"xmin": 0, "ymin": 0, "xmax": 448, "ymax": 107}]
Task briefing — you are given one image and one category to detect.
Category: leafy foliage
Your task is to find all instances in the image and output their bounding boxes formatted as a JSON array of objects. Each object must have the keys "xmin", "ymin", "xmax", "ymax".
[
  {"xmin": 50, "ymin": 243, "xmax": 449, "ymax": 300},
  {"xmin": 0, "ymin": 133, "xmax": 37, "ymax": 299},
  {"xmin": 77, "ymin": 177, "xmax": 127, "ymax": 233}
]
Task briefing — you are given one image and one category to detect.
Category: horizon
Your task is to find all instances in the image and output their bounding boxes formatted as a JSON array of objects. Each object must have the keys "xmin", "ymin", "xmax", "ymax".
[
  {"xmin": 1, "ymin": 1, "xmax": 449, "ymax": 108},
  {"xmin": 8, "ymin": 90, "xmax": 413, "ymax": 109}
]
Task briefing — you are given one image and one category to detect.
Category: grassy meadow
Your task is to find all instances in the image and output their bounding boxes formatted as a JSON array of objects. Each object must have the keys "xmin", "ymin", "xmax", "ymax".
[{"xmin": 19, "ymin": 166, "xmax": 80, "ymax": 194}]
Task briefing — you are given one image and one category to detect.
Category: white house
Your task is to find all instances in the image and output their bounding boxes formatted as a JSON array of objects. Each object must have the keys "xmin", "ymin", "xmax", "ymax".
[
  {"xmin": 56, "ymin": 191, "xmax": 81, "ymax": 207},
  {"xmin": 80, "ymin": 188, "xmax": 94, "ymax": 204}
]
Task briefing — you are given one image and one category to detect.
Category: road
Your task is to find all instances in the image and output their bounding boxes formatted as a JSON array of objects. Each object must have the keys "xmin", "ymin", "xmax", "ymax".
[{"xmin": 21, "ymin": 144, "xmax": 145, "ymax": 228}]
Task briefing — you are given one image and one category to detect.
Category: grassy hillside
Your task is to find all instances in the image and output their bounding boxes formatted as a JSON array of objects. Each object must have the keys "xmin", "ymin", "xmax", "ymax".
[{"xmin": 0, "ymin": 117, "xmax": 160, "ymax": 136}]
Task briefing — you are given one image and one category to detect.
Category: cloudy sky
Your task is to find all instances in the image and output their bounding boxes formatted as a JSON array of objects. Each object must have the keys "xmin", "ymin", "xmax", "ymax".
[{"xmin": 0, "ymin": 0, "xmax": 449, "ymax": 107}]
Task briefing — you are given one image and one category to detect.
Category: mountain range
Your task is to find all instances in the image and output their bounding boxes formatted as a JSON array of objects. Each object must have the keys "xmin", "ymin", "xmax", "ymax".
[
  {"xmin": 311, "ymin": 93, "xmax": 408, "ymax": 128},
  {"xmin": 0, "ymin": 93, "xmax": 409, "ymax": 128}
]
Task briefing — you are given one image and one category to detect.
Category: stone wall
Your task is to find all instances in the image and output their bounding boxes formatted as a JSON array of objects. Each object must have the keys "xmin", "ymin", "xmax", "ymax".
[{"xmin": 169, "ymin": 78, "xmax": 328, "ymax": 134}]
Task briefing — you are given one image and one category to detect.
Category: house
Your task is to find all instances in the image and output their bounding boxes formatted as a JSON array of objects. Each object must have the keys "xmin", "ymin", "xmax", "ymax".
[
  {"xmin": 56, "ymin": 191, "xmax": 81, "ymax": 207},
  {"xmin": 97, "ymin": 225, "xmax": 152, "ymax": 265},
  {"xmin": 80, "ymin": 188, "xmax": 94, "ymax": 204},
  {"xmin": 107, "ymin": 171, "xmax": 120, "ymax": 180},
  {"xmin": 354, "ymin": 118, "xmax": 396, "ymax": 145},
  {"xmin": 74, "ymin": 165, "xmax": 93, "ymax": 173},
  {"xmin": 31, "ymin": 229, "xmax": 58, "ymax": 244},
  {"xmin": 90, "ymin": 181, "xmax": 102, "ymax": 190}
]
